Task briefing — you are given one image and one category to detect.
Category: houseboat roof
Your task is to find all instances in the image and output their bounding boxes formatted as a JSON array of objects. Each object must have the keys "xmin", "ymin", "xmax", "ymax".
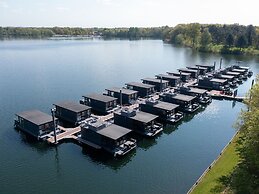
[
  {"xmin": 116, "ymin": 109, "xmax": 158, "ymax": 123},
  {"xmin": 16, "ymin": 110, "xmax": 53, "ymax": 126},
  {"xmin": 167, "ymin": 72, "xmax": 191, "ymax": 76},
  {"xmin": 187, "ymin": 87, "xmax": 207, "ymax": 94},
  {"xmin": 170, "ymin": 93, "xmax": 196, "ymax": 102},
  {"xmin": 151, "ymin": 101, "xmax": 179, "ymax": 111},
  {"xmin": 105, "ymin": 87, "xmax": 138, "ymax": 95},
  {"xmin": 219, "ymin": 75, "xmax": 235, "ymax": 79},
  {"xmin": 83, "ymin": 93, "xmax": 117, "ymax": 102},
  {"xmin": 97, "ymin": 124, "xmax": 131, "ymax": 140},
  {"xmin": 126, "ymin": 82, "xmax": 155, "ymax": 89},
  {"xmin": 233, "ymin": 66, "xmax": 249, "ymax": 70},
  {"xmin": 54, "ymin": 101, "xmax": 91, "ymax": 113},
  {"xmin": 232, "ymin": 68, "xmax": 246, "ymax": 72},
  {"xmin": 142, "ymin": 77, "xmax": 169, "ymax": 84},
  {"xmin": 211, "ymin": 78, "xmax": 228, "ymax": 83},
  {"xmin": 226, "ymin": 71, "xmax": 240, "ymax": 75},
  {"xmin": 156, "ymin": 74, "xmax": 180, "ymax": 80},
  {"xmin": 178, "ymin": 68, "xmax": 198, "ymax": 73},
  {"xmin": 196, "ymin": 64, "xmax": 215, "ymax": 68},
  {"xmin": 187, "ymin": 66, "xmax": 207, "ymax": 70}
]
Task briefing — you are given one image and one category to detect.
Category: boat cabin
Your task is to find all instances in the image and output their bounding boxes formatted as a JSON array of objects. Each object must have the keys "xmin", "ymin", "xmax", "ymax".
[
  {"xmin": 213, "ymin": 73, "xmax": 237, "ymax": 88},
  {"xmin": 105, "ymin": 87, "xmax": 138, "ymax": 105},
  {"xmin": 175, "ymin": 86, "xmax": 211, "ymax": 104},
  {"xmin": 187, "ymin": 66, "xmax": 207, "ymax": 75},
  {"xmin": 196, "ymin": 64, "xmax": 215, "ymax": 72},
  {"xmin": 155, "ymin": 74, "xmax": 181, "ymax": 87},
  {"xmin": 53, "ymin": 101, "xmax": 91, "ymax": 126},
  {"xmin": 140, "ymin": 98, "xmax": 183, "ymax": 123},
  {"xmin": 126, "ymin": 82, "xmax": 155, "ymax": 98},
  {"xmin": 160, "ymin": 92, "xmax": 200, "ymax": 113},
  {"xmin": 81, "ymin": 93, "xmax": 118, "ymax": 115},
  {"xmin": 198, "ymin": 77, "xmax": 230, "ymax": 91},
  {"xmin": 141, "ymin": 77, "xmax": 169, "ymax": 92},
  {"xmin": 167, "ymin": 72, "xmax": 191, "ymax": 82},
  {"xmin": 178, "ymin": 68, "xmax": 199, "ymax": 78},
  {"xmin": 15, "ymin": 110, "xmax": 55, "ymax": 139},
  {"xmin": 223, "ymin": 71, "xmax": 241, "ymax": 79},
  {"xmin": 80, "ymin": 120, "xmax": 136, "ymax": 157},
  {"xmin": 114, "ymin": 108, "xmax": 163, "ymax": 137}
]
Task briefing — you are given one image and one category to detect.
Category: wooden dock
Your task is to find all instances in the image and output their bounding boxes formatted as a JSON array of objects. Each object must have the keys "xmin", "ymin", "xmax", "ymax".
[
  {"xmin": 209, "ymin": 90, "xmax": 246, "ymax": 102},
  {"xmin": 46, "ymin": 126, "xmax": 81, "ymax": 144}
]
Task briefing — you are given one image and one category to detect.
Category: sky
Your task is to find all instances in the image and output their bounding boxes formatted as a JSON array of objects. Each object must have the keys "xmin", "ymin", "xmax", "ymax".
[{"xmin": 0, "ymin": 0, "xmax": 258, "ymax": 27}]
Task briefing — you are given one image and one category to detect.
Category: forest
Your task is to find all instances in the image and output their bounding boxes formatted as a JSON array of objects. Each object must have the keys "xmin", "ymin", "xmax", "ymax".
[{"xmin": 0, "ymin": 24, "xmax": 258, "ymax": 55}]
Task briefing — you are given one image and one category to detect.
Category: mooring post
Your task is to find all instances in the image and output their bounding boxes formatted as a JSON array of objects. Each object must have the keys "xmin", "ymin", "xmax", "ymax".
[
  {"xmin": 220, "ymin": 58, "xmax": 222, "ymax": 69},
  {"xmin": 160, "ymin": 76, "xmax": 163, "ymax": 92},
  {"xmin": 51, "ymin": 108, "xmax": 57, "ymax": 144},
  {"xmin": 120, "ymin": 89, "xmax": 122, "ymax": 107}
]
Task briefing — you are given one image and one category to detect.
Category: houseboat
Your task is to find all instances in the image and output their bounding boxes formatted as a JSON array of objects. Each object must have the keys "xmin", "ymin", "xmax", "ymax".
[
  {"xmin": 167, "ymin": 72, "xmax": 191, "ymax": 82},
  {"xmin": 186, "ymin": 66, "xmax": 207, "ymax": 75},
  {"xmin": 155, "ymin": 74, "xmax": 181, "ymax": 87},
  {"xmin": 232, "ymin": 65, "xmax": 253, "ymax": 77},
  {"xmin": 196, "ymin": 64, "xmax": 215, "ymax": 72},
  {"xmin": 126, "ymin": 82, "xmax": 155, "ymax": 98},
  {"xmin": 141, "ymin": 77, "xmax": 169, "ymax": 92},
  {"xmin": 80, "ymin": 120, "xmax": 136, "ymax": 157},
  {"xmin": 175, "ymin": 86, "xmax": 212, "ymax": 104},
  {"xmin": 105, "ymin": 87, "xmax": 138, "ymax": 105},
  {"xmin": 81, "ymin": 93, "xmax": 118, "ymax": 115},
  {"xmin": 223, "ymin": 71, "xmax": 243, "ymax": 84},
  {"xmin": 198, "ymin": 76, "xmax": 230, "ymax": 91},
  {"xmin": 213, "ymin": 73, "xmax": 237, "ymax": 88},
  {"xmin": 178, "ymin": 68, "xmax": 199, "ymax": 78},
  {"xmin": 160, "ymin": 91, "xmax": 200, "ymax": 113},
  {"xmin": 14, "ymin": 110, "xmax": 56, "ymax": 139},
  {"xmin": 139, "ymin": 98, "xmax": 183, "ymax": 123},
  {"xmin": 231, "ymin": 68, "xmax": 248, "ymax": 80},
  {"xmin": 53, "ymin": 101, "xmax": 91, "ymax": 126},
  {"xmin": 114, "ymin": 108, "xmax": 163, "ymax": 137}
]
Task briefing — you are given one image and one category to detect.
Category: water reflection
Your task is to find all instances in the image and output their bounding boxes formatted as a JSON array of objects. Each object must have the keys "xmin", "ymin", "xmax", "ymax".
[{"xmin": 81, "ymin": 145, "xmax": 136, "ymax": 171}]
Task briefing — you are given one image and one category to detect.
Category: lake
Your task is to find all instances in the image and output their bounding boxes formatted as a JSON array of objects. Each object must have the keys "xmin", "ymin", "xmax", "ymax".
[{"xmin": 0, "ymin": 39, "xmax": 258, "ymax": 194}]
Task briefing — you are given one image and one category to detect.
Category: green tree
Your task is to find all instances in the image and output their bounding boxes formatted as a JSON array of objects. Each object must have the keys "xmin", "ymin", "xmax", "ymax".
[
  {"xmin": 236, "ymin": 35, "xmax": 248, "ymax": 48},
  {"xmin": 226, "ymin": 34, "xmax": 234, "ymax": 47},
  {"xmin": 246, "ymin": 25, "xmax": 257, "ymax": 47},
  {"xmin": 187, "ymin": 23, "xmax": 201, "ymax": 49},
  {"xmin": 221, "ymin": 76, "xmax": 259, "ymax": 193},
  {"xmin": 200, "ymin": 28, "xmax": 212, "ymax": 48}
]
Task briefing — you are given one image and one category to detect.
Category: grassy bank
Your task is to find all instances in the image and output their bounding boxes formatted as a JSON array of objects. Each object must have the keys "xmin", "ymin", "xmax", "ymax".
[{"xmin": 191, "ymin": 133, "xmax": 240, "ymax": 194}]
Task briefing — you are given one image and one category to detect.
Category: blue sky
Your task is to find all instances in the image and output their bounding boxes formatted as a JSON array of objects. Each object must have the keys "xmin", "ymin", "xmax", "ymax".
[{"xmin": 0, "ymin": 0, "xmax": 258, "ymax": 27}]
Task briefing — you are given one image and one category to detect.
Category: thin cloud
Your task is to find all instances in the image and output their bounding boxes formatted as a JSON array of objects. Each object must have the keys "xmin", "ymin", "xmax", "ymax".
[{"xmin": 0, "ymin": 1, "xmax": 9, "ymax": 8}]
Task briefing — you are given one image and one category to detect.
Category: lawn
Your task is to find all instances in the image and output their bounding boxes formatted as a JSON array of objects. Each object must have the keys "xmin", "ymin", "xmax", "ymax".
[{"xmin": 191, "ymin": 133, "xmax": 240, "ymax": 194}]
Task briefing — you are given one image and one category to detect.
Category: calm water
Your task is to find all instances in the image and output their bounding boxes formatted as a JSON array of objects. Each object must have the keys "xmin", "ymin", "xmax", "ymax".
[{"xmin": 0, "ymin": 39, "xmax": 258, "ymax": 194}]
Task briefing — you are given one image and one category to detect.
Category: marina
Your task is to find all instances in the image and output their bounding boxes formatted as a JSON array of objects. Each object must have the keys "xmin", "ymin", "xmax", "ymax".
[
  {"xmin": 14, "ymin": 62, "xmax": 253, "ymax": 155},
  {"xmin": 1, "ymin": 39, "xmax": 257, "ymax": 194}
]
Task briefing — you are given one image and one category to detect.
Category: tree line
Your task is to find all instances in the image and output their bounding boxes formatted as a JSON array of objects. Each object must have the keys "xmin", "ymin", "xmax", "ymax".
[
  {"xmin": 1, "ymin": 24, "xmax": 258, "ymax": 54},
  {"xmin": 164, "ymin": 23, "xmax": 259, "ymax": 54}
]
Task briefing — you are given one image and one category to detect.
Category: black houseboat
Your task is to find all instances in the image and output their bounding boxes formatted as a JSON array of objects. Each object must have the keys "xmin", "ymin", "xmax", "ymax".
[
  {"xmin": 196, "ymin": 64, "xmax": 215, "ymax": 72},
  {"xmin": 167, "ymin": 72, "xmax": 191, "ymax": 82},
  {"xmin": 141, "ymin": 77, "xmax": 169, "ymax": 92},
  {"xmin": 105, "ymin": 87, "xmax": 138, "ymax": 105},
  {"xmin": 160, "ymin": 91, "xmax": 200, "ymax": 113},
  {"xmin": 198, "ymin": 77, "xmax": 230, "ymax": 91},
  {"xmin": 126, "ymin": 82, "xmax": 155, "ymax": 98},
  {"xmin": 223, "ymin": 71, "xmax": 243, "ymax": 84},
  {"xmin": 114, "ymin": 108, "xmax": 163, "ymax": 137},
  {"xmin": 232, "ymin": 65, "xmax": 253, "ymax": 77},
  {"xmin": 81, "ymin": 93, "xmax": 118, "ymax": 115},
  {"xmin": 187, "ymin": 66, "xmax": 207, "ymax": 75},
  {"xmin": 15, "ymin": 110, "xmax": 55, "ymax": 139},
  {"xmin": 231, "ymin": 68, "xmax": 248, "ymax": 80},
  {"xmin": 178, "ymin": 68, "xmax": 199, "ymax": 78},
  {"xmin": 212, "ymin": 71, "xmax": 237, "ymax": 88},
  {"xmin": 175, "ymin": 86, "xmax": 212, "ymax": 104},
  {"xmin": 53, "ymin": 101, "xmax": 91, "ymax": 126},
  {"xmin": 140, "ymin": 98, "xmax": 183, "ymax": 123},
  {"xmin": 80, "ymin": 120, "xmax": 136, "ymax": 157},
  {"xmin": 155, "ymin": 74, "xmax": 181, "ymax": 87}
]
